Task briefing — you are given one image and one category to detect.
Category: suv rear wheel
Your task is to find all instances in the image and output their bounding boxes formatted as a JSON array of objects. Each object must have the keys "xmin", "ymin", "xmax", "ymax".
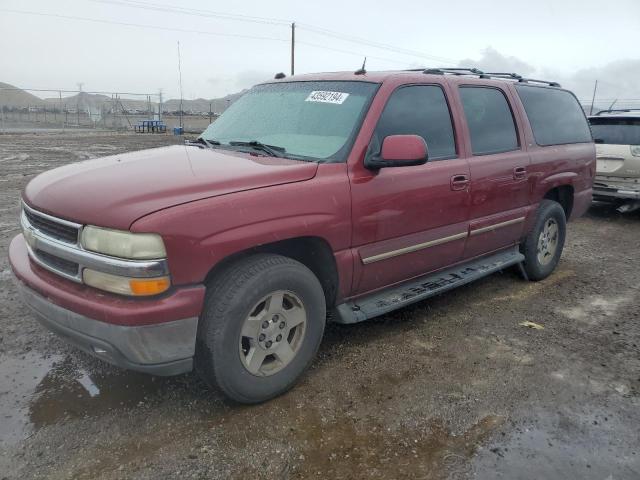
[
  {"xmin": 195, "ymin": 254, "xmax": 326, "ymax": 404},
  {"xmin": 521, "ymin": 199, "xmax": 567, "ymax": 281}
]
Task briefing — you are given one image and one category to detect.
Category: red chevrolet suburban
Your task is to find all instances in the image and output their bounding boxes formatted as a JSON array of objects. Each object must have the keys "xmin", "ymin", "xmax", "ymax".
[{"xmin": 10, "ymin": 68, "xmax": 595, "ymax": 403}]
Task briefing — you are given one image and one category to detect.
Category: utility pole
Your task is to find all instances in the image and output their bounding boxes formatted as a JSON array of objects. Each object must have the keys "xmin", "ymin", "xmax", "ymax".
[
  {"xmin": 158, "ymin": 89, "xmax": 163, "ymax": 122},
  {"xmin": 589, "ymin": 80, "xmax": 598, "ymax": 115},
  {"xmin": 290, "ymin": 22, "xmax": 295, "ymax": 76}
]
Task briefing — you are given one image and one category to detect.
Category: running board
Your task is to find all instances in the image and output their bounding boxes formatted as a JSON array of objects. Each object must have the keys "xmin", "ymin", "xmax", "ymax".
[{"xmin": 334, "ymin": 246, "xmax": 524, "ymax": 324}]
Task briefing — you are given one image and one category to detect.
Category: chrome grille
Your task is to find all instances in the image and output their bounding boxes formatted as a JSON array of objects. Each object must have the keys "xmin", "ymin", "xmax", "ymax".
[
  {"xmin": 24, "ymin": 209, "xmax": 78, "ymax": 244},
  {"xmin": 22, "ymin": 203, "xmax": 81, "ymax": 245},
  {"xmin": 34, "ymin": 249, "xmax": 80, "ymax": 277}
]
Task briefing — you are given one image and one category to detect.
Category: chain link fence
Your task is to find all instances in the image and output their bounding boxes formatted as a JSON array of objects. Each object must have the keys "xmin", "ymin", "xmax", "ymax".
[{"xmin": 0, "ymin": 87, "xmax": 219, "ymax": 134}]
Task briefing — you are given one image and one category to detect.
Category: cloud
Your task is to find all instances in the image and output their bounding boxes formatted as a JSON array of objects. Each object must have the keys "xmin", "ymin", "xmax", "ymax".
[
  {"xmin": 460, "ymin": 47, "xmax": 640, "ymax": 109},
  {"xmin": 565, "ymin": 59, "xmax": 640, "ymax": 106},
  {"xmin": 459, "ymin": 47, "xmax": 536, "ymax": 76}
]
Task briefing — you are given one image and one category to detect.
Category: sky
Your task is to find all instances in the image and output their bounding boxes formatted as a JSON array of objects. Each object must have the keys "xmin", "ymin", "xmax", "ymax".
[{"xmin": 1, "ymin": 0, "xmax": 639, "ymax": 105}]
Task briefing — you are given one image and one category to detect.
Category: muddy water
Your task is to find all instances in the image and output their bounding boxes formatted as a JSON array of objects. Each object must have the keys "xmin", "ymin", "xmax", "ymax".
[
  {"xmin": 0, "ymin": 351, "xmax": 170, "ymax": 446},
  {"xmin": 0, "ymin": 344, "xmax": 506, "ymax": 479},
  {"xmin": 0, "ymin": 352, "xmax": 61, "ymax": 446}
]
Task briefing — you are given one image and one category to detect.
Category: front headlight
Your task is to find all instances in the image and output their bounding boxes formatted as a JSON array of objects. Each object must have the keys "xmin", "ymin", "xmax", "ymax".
[
  {"xmin": 81, "ymin": 226, "xmax": 166, "ymax": 259},
  {"xmin": 631, "ymin": 145, "xmax": 640, "ymax": 157}
]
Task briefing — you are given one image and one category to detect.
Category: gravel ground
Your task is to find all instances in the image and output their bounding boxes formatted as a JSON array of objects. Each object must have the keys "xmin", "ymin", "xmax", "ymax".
[{"xmin": 0, "ymin": 132, "xmax": 638, "ymax": 480}]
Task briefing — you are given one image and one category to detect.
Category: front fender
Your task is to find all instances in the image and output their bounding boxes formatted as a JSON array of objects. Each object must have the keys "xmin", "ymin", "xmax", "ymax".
[{"xmin": 131, "ymin": 164, "xmax": 352, "ymax": 285}]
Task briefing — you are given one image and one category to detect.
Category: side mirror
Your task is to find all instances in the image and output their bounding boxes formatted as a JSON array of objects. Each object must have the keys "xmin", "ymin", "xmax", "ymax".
[{"xmin": 365, "ymin": 134, "xmax": 428, "ymax": 170}]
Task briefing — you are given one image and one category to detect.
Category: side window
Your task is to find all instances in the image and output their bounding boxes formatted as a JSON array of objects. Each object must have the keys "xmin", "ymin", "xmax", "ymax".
[
  {"xmin": 373, "ymin": 85, "xmax": 456, "ymax": 160},
  {"xmin": 515, "ymin": 85, "xmax": 592, "ymax": 146},
  {"xmin": 459, "ymin": 87, "xmax": 519, "ymax": 155}
]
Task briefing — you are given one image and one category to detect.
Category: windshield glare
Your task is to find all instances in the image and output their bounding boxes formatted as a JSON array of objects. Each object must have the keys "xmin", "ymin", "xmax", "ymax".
[
  {"xmin": 200, "ymin": 81, "xmax": 378, "ymax": 161},
  {"xmin": 589, "ymin": 118, "xmax": 640, "ymax": 145}
]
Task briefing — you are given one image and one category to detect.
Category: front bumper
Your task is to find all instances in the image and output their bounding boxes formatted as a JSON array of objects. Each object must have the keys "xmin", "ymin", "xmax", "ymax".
[
  {"xmin": 16, "ymin": 280, "xmax": 197, "ymax": 375},
  {"xmin": 10, "ymin": 234, "xmax": 206, "ymax": 376}
]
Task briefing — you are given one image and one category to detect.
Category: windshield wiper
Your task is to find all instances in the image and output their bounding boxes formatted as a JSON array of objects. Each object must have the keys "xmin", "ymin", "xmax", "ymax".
[
  {"xmin": 228, "ymin": 140, "xmax": 286, "ymax": 158},
  {"xmin": 185, "ymin": 137, "xmax": 220, "ymax": 149}
]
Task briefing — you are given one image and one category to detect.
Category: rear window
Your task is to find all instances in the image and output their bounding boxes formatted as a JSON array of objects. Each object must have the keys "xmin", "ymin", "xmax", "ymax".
[
  {"xmin": 589, "ymin": 117, "xmax": 640, "ymax": 145},
  {"xmin": 459, "ymin": 86, "xmax": 519, "ymax": 155},
  {"xmin": 515, "ymin": 85, "xmax": 592, "ymax": 146}
]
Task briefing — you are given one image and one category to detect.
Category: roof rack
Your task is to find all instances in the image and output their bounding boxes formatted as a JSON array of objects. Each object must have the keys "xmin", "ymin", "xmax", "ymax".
[
  {"xmin": 594, "ymin": 108, "xmax": 640, "ymax": 116},
  {"xmin": 416, "ymin": 67, "xmax": 561, "ymax": 87}
]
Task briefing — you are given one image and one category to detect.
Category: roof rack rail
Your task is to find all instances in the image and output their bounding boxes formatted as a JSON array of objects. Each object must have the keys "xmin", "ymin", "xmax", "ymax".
[
  {"xmin": 594, "ymin": 108, "xmax": 640, "ymax": 116},
  {"xmin": 416, "ymin": 67, "xmax": 561, "ymax": 87}
]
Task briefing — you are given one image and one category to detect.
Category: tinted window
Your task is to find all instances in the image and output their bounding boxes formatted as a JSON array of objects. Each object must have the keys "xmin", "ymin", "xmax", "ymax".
[
  {"xmin": 459, "ymin": 87, "xmax": 519, "ymax": 155},
  {"xmin": 373, "ymin": 85, "xmax": 456, "ymax": 159},
  {"xmin": 515, "ymin": 85, "xmax": 592, "ymax": 146},
  {"xmin": 589, "ymin": 117, "xmax": 640, "ymax": 145},
  {"xmin": 200, "ymin": 81, "xmax": 378, "ymax": 161}
]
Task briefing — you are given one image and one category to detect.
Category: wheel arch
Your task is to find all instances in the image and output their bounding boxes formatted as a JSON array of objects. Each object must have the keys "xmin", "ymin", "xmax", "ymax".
[
  {"xmin": 203, "ymin": 236, "xmax": 339, "ymax": 309},
  {"xmin": 543, "ymin": 184, "xmax": 574, "ymax": 219}
]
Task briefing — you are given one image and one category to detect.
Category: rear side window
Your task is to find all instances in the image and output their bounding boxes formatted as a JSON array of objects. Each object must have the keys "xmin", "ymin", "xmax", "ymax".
[
  {"xmin": 515, "ymin": 85, "xmax": 592, "ymax": 146},
  {"xmin": 459, "ymin": 87, "xmax": 519, "ymax": 155},
  {"xmin": 589, "ymin": 117, "xmax": 640, "ymax": 145},
  {"xmin": 373, "ymin": 85, "xmax": 456, "ymax": 160}
]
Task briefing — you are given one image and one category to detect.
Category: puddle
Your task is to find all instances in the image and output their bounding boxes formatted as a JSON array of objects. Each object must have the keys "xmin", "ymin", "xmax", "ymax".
[
  {"xmin": 219, "ymin": 398, "xmax": 505, "ymax": 479},
  {"xmin": 0, "ymin": 351, "xmax": 172, "ymax": 447},
  {"xmin": 0, "ymin": 352, "xmax": 61, "ymax": 446},
  {"xmin": 473, "ymin": 409, "xmax": 640, "ymax": 479},
  {"xmin": 28, "ymin": 356, "xmax": 171, "ymax": 428},
  {"xmin": 291, "ymin": 414, "xmax": 504, "ymax": 479}
]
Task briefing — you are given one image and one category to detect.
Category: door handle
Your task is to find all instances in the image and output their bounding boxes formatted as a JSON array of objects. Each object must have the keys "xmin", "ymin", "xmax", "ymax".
[
  {"xmin": 513, "ymin": 166, "xmax": 527, "ymax": 179},
  {"xmin": 450, "ymin": 174, "xmax": 469, "ymax": 191}
]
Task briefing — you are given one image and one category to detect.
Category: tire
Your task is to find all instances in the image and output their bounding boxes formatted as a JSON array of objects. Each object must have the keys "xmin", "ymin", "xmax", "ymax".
[
  {"xmin": 195, "ymin": 253, "xmax": 326, "ymax": 404},
  {"xmin": 520, "ymin": 199, "xmax": 567, "ymax": 281}
]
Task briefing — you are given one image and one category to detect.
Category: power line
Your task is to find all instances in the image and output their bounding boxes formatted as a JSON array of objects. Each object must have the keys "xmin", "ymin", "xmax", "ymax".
[
  {"xmin": 90, "ymin": 0, "xmax": 291, "ymax": 26},
  {"xmin": 297, "ymin": 41, "xmax": 420, "ymax": 68},
  {"xmin": 1, "ymin": 8, "xmax": 450, "ymax": 69},
  {"xmin": 0, "ymin": 9, "xmax": 290, "ymax": 43},
  {"xmin": 296, "ymin": 23, "xmax": 457, "ymax": 65},
  {"xmin": 87, "ymin": 0, "xmax": 457, "ymax": 65}
]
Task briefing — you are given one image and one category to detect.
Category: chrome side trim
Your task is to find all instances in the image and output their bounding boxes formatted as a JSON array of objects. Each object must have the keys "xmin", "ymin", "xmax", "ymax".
[
  {"xmin": 22, "ymin": 201, "xmax": 82, "ymax": 230},
  {"xmin": 470, "ymin": 216, "xmax": 525, "ymax": 236},
  {"xmin": 21, "ymin": 212, "xmax": 169, "ymax": 279},
  {"xmin": 361, "ymin": 231, "xmax": 468, "ymax": 265}
]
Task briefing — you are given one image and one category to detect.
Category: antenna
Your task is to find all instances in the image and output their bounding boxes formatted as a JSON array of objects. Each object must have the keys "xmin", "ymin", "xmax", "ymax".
[
  {"xmin": 177, "ymin": 41, "xmax": 184, "ymax": 130},
  {"xmin": 355, "ymin": 57, "xmax": 367, "ymax": 75}
]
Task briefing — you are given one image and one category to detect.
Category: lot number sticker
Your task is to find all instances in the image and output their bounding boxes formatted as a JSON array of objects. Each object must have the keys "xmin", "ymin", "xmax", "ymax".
[{"xmin": 305, "ymin": 91, "xmax": 350, "ymax": 105}]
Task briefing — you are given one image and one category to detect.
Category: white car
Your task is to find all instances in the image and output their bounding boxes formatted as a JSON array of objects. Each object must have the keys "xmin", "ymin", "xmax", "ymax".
[{"xmin": 589, "ymin": 110, "xmax": 640, "ymax": 212}]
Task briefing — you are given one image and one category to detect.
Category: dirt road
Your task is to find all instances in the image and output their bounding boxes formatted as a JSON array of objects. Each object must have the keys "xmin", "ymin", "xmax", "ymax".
[{"xmin": 1, "ymin": 133, "xmax": 638, "ymax": 479}]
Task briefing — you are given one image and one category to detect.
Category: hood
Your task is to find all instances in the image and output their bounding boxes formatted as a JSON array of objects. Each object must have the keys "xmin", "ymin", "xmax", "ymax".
[{"xmin": 24, "ymin": 145, "xmax": 318, "ymax": 229}]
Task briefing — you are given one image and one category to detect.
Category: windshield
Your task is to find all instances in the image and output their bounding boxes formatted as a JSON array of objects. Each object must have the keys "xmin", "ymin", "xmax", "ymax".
[
  {"xmin": 199, "ymin": 81, "xmax": 378, "ymax": 162},
  {"xmin": 589, "ymin": 117, "xmax": 640, "ymax": 145}
]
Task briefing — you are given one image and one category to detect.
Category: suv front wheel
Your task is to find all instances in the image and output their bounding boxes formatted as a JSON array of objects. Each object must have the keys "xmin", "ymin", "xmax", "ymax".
[
  {"xmin": 195, "ymin": 254, "xmax": 326, "ymax": 404},
  {"xmin": 521, "ymin": 199, "xmax": 567, "ymax": 281}
]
